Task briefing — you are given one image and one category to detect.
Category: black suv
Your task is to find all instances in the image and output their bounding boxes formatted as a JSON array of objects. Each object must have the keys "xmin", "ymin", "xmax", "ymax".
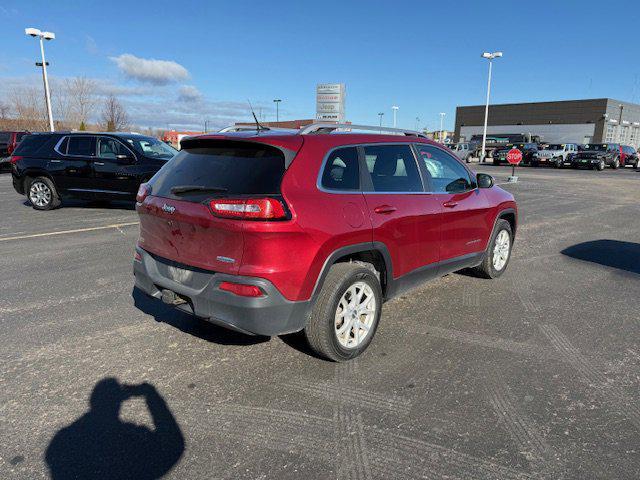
[
  {"xmin": 492, "ymin": 143, "xmax": 538, "ymax": 166},
  {"xmin": 11, "ymin": 132, "xmax": 177, "ymax": 210},
  {"xmin": 571, "ymin": 143, "xmax": 621, "ymax": 171}
]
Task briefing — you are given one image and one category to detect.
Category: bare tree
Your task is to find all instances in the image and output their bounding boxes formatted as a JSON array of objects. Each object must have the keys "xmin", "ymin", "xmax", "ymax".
[
  {"xmin": 0, "ymin": 101, "xmax": 10, "ymax": 120},
  {"xmin": 10, "ymin": 87, "xmax": 48, "ymax": 131},
  {"xmin": 100, "ymin": 95, "xmax": 129, "ymax": 131},
  {"xmin": 66, "ymin": 76, "xmax": 98, "ymax": 128}
]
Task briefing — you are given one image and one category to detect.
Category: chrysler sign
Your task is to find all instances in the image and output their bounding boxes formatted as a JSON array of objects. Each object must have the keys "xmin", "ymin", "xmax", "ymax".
[{"xmin": 316, "ymin": 83, "xmax": 345, "ymax": 122}]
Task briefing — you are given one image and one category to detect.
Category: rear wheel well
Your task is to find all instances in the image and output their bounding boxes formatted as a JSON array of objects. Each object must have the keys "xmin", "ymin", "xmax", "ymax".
[
  {"xmin": 333, "ymin": 250, "xmax": 388, "ymax": 296},
  {"xmin": 499, "ymin": 211, "xmax": 516, "ymax": 237}
]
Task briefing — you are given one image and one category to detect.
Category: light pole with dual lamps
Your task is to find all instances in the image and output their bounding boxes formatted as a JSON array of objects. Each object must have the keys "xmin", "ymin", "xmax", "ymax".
[
  {"xmin": 273, "ymin": 99, "xmax": 282, "ymax": 123},
  {"xmin": 391, "ymin": 105, "xmax": 399, "ymax": 128},
  {"xmin": 25, "ymin": 27, "xmax": 55, "ymax": 132},
  {"xmin": 480, "ymin": 51, "xmax": 503, "ymax": 162}
]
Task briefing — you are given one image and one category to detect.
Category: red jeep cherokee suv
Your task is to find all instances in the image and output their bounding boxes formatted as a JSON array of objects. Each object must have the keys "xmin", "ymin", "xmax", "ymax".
[{"xmin": 133, "ymin": 124, "xmax": 517, "ymax": 361}]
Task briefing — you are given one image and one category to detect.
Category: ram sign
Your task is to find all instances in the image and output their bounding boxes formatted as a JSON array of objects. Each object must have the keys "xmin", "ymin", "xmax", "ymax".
[{"xmin": 316, "ymin": 83, "xmax": 345, "ymax": 122}]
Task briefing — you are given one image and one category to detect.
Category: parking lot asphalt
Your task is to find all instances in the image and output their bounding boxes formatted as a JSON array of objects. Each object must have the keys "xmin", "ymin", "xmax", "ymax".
[{"xmin": 1, "ymin": 165, "xmax": 639, "ymax": 480}]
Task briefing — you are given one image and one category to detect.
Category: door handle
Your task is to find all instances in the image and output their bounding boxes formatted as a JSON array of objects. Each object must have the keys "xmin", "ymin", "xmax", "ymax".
[
  {"xmin": 373, "ymin": 205, "xmax": 397, "ymax": 214},
  {"xmin": 94, "ymin": 162, "xmax": 105, "ymax": 166},
  {"xmin": 443, "ymin": 201, "xmax": 458, "ymax": 208}
]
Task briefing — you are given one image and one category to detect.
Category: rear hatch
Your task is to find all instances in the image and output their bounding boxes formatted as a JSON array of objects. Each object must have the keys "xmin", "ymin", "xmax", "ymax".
[{"xmin": 137, "ymin": 137, "xmax": 301, "ymax": 275}]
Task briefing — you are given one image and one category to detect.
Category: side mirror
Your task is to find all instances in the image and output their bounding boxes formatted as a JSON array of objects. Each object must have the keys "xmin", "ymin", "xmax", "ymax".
[
  {"xmin": 116, "ymin": 154, "xmax": 135, "ymax": 164},
  {"xmin": 477, "ymin": 173, "xmax": 494, "ymax": 189}
]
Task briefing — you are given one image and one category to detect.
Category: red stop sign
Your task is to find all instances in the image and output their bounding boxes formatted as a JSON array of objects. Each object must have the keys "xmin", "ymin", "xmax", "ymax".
[{"xmin": 507, "ymin": 148, "xmax": 523, "ymax": 165}]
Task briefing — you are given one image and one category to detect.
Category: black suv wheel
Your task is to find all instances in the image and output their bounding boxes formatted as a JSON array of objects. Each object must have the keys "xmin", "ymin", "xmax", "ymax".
[{"xmin": 28, "ymin": 177, "xmax": 61, "ymax": 210}]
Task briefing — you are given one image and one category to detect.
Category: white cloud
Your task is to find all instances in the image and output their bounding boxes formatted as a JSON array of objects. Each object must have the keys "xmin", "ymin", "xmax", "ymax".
[
  {"xmin": 110, "ymin": 53, "xmax": 189, "ymax": 85},
  {"xmin": 178, "ymin": 85, "xmax": 202, "ymax": 102}
]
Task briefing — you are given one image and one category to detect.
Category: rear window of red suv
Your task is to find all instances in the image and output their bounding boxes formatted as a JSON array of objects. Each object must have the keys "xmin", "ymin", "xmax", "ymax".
[{"xmin": 150, "ymin": 141, "xmax": 286, "ymax": 201}]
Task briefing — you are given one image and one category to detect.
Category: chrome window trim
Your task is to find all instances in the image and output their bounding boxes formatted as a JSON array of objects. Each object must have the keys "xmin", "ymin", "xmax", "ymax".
[{"xmin": 316, "ymin": 142, "xmax": 429, "ymax": 195}]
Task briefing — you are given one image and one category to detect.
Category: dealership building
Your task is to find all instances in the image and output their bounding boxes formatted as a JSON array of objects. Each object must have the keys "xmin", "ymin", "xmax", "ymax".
[{"xmin": 454, "ymin": 98, "xmax": 640, "ymax": 147}]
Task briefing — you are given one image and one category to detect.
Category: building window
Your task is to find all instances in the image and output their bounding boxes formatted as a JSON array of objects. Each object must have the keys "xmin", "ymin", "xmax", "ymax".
[
  {"xmin": 619, "ymin": 126, "xmax": 629, "ymax": 144},
  {"xmin": 630, "ymin": 127, "xmax": 638, "ymax": 147},
  {"xmin": 605, "ymin": 124, "xmax": 615, "ymax": 142}
]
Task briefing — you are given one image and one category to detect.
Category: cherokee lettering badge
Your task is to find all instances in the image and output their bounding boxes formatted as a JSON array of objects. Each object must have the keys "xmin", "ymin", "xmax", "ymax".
[{"xmin": 162, "ymin": 203, "xmax": 176, "ymax": 214}]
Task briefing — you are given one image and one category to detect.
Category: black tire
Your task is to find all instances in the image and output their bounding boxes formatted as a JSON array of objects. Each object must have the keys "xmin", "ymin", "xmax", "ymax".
[
  {"xmin": 473, "ymin": 219, "xmax": 513, "ymax": 279},
  {"xmin": 304, "ymin": 263, "xmax": 382, "ymax": 362},
  {"xmin": 634, "ymin": 160, "xmax": 639, "ymax": 170},
  {"xmin": 554, "ymin": 157, "xmax": 563, "ymax": 168},
  {"xmin": 597, "ymin": 160, "xmax": 605, "ymax": 171},
  {"xmin": 28, "ymin": 176, "xmax": 61, "ymax": 210},
  {"xmin": 611, "ymin": 157, "xmax": 620, "ymax": 170},
  {"xmin": 493, "ymin": 159, "xmax": 500, "ymax": 166}
]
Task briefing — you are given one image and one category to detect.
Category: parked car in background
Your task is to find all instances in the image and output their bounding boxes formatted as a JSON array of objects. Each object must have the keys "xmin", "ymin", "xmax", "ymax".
[
  {"xmin": 0, "ymin": 131, "xmax": 30, "ymax": 171},
  {"xmin": 493, "ymin": 143, "xmax": 538, "ymax": 166},
  {"xmin": 133, "ymin": 124, "xmax": 517, "ymax": 361},
  {"xmin": 571, "ymin": 143, "xmax": 621, "ymax": 170},
  {"xmin": 469, "ymin": 133, "xmax": 541, "ymax": 160},
  {"xmin": 11, "ymin": 132, "xmax": 177, "ymax": 210},
  {"xmin": 448, "ymin": 142, "xmax": 473, "ymax": 162},
  {"xmin": 532, "ymin": 143, "xmax": 579, "ymax": 168},
  {"xmin": 621, "ymin": 145, "xmax": 639, "ymax": 169}
]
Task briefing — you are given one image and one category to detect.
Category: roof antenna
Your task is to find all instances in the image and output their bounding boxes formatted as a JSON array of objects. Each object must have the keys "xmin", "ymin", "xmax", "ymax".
[{"xmin": 247, "ymin": 99, "xmax": 267, "ymax": 132}]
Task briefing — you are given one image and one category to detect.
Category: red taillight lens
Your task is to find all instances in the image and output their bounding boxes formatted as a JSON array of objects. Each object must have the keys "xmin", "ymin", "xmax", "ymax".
[
  {"xmin": 136, "ymin": 183, "xmax": 150, "ymax": 203},
  {"xmin": 133, "ymin": 251, "xmax": 142, "ymax": 262},
  {"xmin": 209, "ymin": 198, "xmax": 286, "ymax": 220},
  {"xmin": 7, "ymin": 144, "xmax": 14, "ymax": 155},
  {"xmin": 9, "ymin": 155, "xmax": 22, "ymax": 165},
  {"xmin": 219, "ymin": 281, "xmax": 264, "ymax": 297}
]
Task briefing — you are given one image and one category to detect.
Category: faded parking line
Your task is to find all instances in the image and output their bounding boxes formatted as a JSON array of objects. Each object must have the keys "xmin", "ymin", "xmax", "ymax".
[{"xmin": 0, "ymin": 222, "xmax": 139, "ymax": 242}]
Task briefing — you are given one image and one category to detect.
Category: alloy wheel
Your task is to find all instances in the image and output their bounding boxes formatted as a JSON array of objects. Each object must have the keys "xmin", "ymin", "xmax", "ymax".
[
  {"xmin": 334, "ymin": 281, "xmax": 377, "ymax": 349},
  {"xmin": 492, "ymin": 230, "xmax": 510, "ymax": 271},
  {"xmin": 29, "ymin": 181, "xmax": 52, "ymax": 208}
]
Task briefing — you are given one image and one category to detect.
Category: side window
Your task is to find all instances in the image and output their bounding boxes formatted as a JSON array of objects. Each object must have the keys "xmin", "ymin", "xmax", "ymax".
[
  {"xmin": 362, "ymin": 144, "xmax": 422, "ymax": 192},
  {"xmin": 321, "ymin": 147, "xmax": 359, "ymax": 190},
  {"xmin": 415, "ymin": 145, "xmax": 474, "ymax": 194},
  {"xmin": 97, "ymin": 137, "xmax": 129, "ymax": 160},
  {"xmin": 67, "ymin": 136, "xmax": 96, "ymax": 157}
]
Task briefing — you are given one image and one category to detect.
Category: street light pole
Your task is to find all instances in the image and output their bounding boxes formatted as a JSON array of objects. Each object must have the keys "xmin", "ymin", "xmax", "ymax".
[
  {"xmin": 392, "ymin": 105, "xmax": 399, "ymax": 128},
  {"xmin": 378, "ymin": 112, "xmax": 384, "ymax": 131},
  {"xmin": 26, "ymin": 27, "xmax": 55, "ymax": 132},
  {"xmin": 480, "ymin": 51, "xmax": 503, "ymax": 162},
  {"xmin": 439, "ymin": 112, "xmax": 446, "ymax": 143},
  {"xmin": 415, "ymin": 116, "xmax": 420, "ymax": 131},
  {"xmin": 273, "ymin": 99, "xmax": 282, "ymax": 123}
]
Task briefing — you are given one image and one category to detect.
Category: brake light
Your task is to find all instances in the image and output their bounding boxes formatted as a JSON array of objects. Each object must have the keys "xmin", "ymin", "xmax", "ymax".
[
  {"xmin": 219, "ymin": 281, "xmax": 264, "ymax": 297},
  {"xmin": 209, "ymin": 198, "xmax": 286, "ymax": 220},
  {"xmin": 7, "ymin": 144, "xmax": 14, "ymax": 155},
  {"xmin": 136, "ymin": 183, "xmax": 150, "ymax": 203},
  {"xmin": 133, "ymin": 251, "xmax": 142, "ymax": 262},
  {"xmin": 9, "ymin": 155, "xmax": 22, "ymax": 165}
]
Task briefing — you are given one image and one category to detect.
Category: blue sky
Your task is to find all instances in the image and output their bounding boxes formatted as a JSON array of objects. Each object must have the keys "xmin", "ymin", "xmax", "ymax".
[{"xmin": 1, "ymin": 0, "xmax": 639, "ymax": 130}]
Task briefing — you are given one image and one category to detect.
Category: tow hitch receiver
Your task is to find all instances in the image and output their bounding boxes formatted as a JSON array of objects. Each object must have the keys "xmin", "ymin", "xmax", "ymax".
[{"xmin": 161, "ymin": 289, "xmax": 187, "ymax": 306}]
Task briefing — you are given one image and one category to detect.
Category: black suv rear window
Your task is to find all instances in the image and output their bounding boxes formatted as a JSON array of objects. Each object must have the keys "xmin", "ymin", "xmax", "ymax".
[
  {"xmin": 13, "ymin": 134, "xmax": 53, "ymax": 156},
  {"xmin": 150, "ymin": 141, "xmax": 286, "ymax": 200}
]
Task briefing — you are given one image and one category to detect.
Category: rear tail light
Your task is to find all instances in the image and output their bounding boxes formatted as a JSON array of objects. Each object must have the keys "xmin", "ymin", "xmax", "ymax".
[
  {"xmin": 7, "ymin": 144, "xmax": 14, "ymax": 155},
  {"xmin": 219, "ymin": 281, "xmax": 264, "ymax": 297},
  {"xmin": 9, "ymin": 155, "xmax": 22, "ymax": 165},
  {"xmin": 136, "ymin": 183, "xmax": 150, "ymax": 203},
  {"xmin": 133, "ymin": 251, "xmax": 142, "ymax": 262},
  {"xmin": 209, "ymin": 198, "xmax": 286, "ymax": 220}
]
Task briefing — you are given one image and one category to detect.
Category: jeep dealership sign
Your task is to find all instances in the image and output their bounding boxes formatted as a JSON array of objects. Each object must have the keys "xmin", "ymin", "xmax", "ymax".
[{"xmin": 316, "ymin": 83, "xmax": 345, "ymax": 122}]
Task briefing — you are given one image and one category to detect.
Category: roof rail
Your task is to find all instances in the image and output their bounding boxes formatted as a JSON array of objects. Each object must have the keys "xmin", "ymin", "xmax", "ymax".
[
  {"xmin": 218, "ymin": 125, "xmax": 296, "ymax": 133},
  {"xmin": 299, "ymin": 122, "xmax": 426, "ymax": 138}
]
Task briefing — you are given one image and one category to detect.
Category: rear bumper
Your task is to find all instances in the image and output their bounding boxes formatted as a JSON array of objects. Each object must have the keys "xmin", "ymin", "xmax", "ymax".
[{"xmin": 133, "ymin": 247, "xmax": 310, "ymax": 336}]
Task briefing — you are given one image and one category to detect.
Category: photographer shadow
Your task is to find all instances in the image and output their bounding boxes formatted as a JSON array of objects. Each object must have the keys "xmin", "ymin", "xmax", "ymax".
[{"xmin": 45, "ymin": 378, "xmax": 184, "ymax": 480}]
